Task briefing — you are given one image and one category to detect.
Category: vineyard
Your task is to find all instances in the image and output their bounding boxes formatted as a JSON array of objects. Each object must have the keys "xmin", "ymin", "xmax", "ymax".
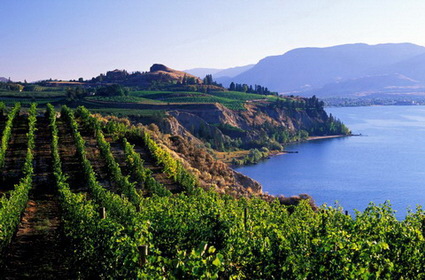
[
  {"xmin": 0, "ymin": 103, "xmax": 424, "ymax": 279},
  {"xmin": 86, "ymin": 90, "xmax": 277, "ymax": 111}
]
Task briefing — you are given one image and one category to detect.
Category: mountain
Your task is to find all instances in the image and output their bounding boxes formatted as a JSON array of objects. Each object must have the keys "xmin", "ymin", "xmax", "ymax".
[
  {"xmin": 0, "ymin": 77, "xmax": 9, "ymax": 82},
  {"xmin": 229, "ymin": 43, "xmax": 425, "ymax": 94},
  {"xmin": 214, "ymin": 64, "xmax": 254, "ymax": 78},
  {"xmin": 375, "ymin": 52, "xmax": 425, "ymax": 82},
  {"xmin": 183, "ymin": 68, "xmax": 222, "ymax": 78},
  {"xmin": 185, "ymin": 64, "xmax": 254, "ymax": 81},
  {"xmin": 302, "ymin": 74, "xmax": 422, "ymax": 98}
]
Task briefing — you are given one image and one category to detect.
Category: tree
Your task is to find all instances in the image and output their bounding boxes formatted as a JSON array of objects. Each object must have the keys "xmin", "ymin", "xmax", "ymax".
[
  {"xmin": 203, "ymin": 74, "xmax": 214, "ymax": 85},
  {"xmin": 66, "ymin": 86, "xmax": 87, "ymax": 101}
]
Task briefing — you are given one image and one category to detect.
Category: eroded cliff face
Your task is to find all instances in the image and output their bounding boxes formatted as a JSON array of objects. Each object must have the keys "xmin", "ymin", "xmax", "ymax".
[
  {"xmin": 167, "ymin": 111, "xmax": 229, "ymax": 145},
  {"xmin": 159, "ymin": 102, "xmax": 330, "ymax": 149},
  {"xmin": 151, "ymin": 101, "xmax": 332, "ymax": 195},
  {"xmin": 147, "ymin": 126, "xmax": 262, "ymax": 195}
]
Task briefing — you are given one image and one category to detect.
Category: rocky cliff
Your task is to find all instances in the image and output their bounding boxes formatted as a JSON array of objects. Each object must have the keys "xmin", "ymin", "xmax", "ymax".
[
  {"xmin": 150, "ymin": 98, "xmax": 346, "ymax": 196},
  {"xmin": 159, "ymin": 100, "xmax": 337, "ymax": 151}
]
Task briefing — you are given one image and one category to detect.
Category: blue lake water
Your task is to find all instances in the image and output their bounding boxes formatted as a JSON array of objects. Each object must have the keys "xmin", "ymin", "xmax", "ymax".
[{"xmin": 235, "ymin": 106, "xmax": 425, "ymax": 219}]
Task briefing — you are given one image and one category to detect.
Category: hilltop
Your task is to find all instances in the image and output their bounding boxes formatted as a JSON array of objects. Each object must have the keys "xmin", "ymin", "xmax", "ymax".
[{"xmin": 87, "ymin": 64, "xmax": 225, "ymax": 92}]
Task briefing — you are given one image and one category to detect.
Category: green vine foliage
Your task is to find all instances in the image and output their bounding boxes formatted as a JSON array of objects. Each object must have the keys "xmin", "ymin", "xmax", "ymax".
[
  {"xmin": 0, "ymin": 103, "xmax": 21, "ymax": 170},
  {"xmin": 50, "ymin": 104, "xmax": 152, "ymax": 278},
  {"xmin": 74, "ymin": 106, "xmax": 144, "ymax": 204},
  {"xmin": 122, "ymin": 137, "xmax": 171, "ymax": 197},
  {"xmin": 0, "ymin": 103, "xmax": 35, "ymax": 254}
]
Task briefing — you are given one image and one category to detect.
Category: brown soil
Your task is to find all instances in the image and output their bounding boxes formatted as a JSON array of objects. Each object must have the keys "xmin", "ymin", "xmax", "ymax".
[
  {"xmin": 57, "ymin": 118, "xmax": 87, "ymax": 192},
  {"xmin": 79, "ymin": 127, "xmax": 118, "ymax": 193}
]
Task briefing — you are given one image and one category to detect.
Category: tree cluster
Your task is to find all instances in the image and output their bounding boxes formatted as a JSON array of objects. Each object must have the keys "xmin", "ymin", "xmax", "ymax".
[
  {"xmin": 272, "ymin": 95, "xmax": 325, "ymax": 111},
  {"xmin": 179, "ymin": 75, "xmax": 199, "ymax": 85},
  {"xmin": 229, "ymin": 82, "xmax": 276, "ymax": 95},
  {"xmin": 66, "ymin": 87, "xmax": 87, "ymax": 102}
]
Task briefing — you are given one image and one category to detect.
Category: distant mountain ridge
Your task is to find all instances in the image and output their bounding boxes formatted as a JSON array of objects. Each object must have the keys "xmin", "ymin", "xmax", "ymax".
[
  {"xmin": 185, "ymin": 64, "xmax": 254, "ymax": 80},
  {"xmin": 0, "ymin": 77, "xmax": 9, "ymax": 83},
  {"xmin": 183, "ymin": 68, "xmax": 222, "ymax": 78},
  {"xmin": 188, "ymin": 43, "xmax": 425, "ymax": 98}
]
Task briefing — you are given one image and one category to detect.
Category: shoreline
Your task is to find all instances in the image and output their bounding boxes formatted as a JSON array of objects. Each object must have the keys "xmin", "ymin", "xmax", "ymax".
[
  {"xmin": 269, "ymin": 134, "xmax": 348, "ymax": 158},
  {"xmin": 223, "ymin": 134, "xmax": 351, "ymax": 167},
  {"xmin": 306, "ymin": 134, "xmax": 348, "ymax": 141}
]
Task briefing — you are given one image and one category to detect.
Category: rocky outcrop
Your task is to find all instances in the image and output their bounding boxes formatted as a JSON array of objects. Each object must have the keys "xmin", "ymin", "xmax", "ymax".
[
  {"xmin": 157, "ymin": 115, "xmax": 204, "ymax": 146},
  {"xmin": 146, "ymin": 98, "xmax": 338, "ymax": 196},
  {"xmin": 148, "ymin": 64, "xmax": 203, "ymax": 84},
  {"xmin": 164, "ymin": 101, "xmax": 330, "ymax": 148},
  {"xmin": 167, "ymin": 110, "xmax": 229, "ymax": 142},
  {"xmin": 232, "ymin": 170, "xmax": 262, "ymax": 193},
  {"xmin": 149, "ymin": 125, "xmax": 263, "ymax": 195}
]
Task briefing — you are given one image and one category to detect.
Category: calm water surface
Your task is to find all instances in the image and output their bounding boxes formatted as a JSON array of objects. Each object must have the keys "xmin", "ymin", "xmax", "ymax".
[{"xmin": 235, "ymin": 106, "xmax": 425, "ymax": 218}]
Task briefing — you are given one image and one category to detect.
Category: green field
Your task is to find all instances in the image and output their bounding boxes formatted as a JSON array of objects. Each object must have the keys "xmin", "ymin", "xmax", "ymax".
[
  {"xmin": 89, "ymin": 107, "xmax": 166, "ymax": 117},
  {"xmin": 0, "ymin": 90, "xmax": 66, "ymax": 98},
  {"xmin": 86, "ymin": 95, "xmax": 165, "ymax": 104},
  {"xmin": 0, "ymin": 88, "xmax": 277, "ymax": 111},
  {"xmin": 110, "ymin": 90, "xmax": 272, "ymax": 110}
]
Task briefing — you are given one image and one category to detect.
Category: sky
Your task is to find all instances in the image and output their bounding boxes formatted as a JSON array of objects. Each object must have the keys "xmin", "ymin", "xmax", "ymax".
[{"xmin": 2, "ymin": 0, "xmax": 425, "ymax": 82}]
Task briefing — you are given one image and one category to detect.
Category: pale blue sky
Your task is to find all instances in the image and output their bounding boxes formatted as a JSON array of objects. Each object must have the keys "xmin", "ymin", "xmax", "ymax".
[{"xmin": 2, "ymin": 0, "xmax": 425, "ymax": 81}]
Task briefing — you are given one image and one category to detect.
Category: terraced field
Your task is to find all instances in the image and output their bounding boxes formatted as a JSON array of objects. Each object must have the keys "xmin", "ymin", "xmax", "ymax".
[
  {"xmin": 0, "ymin": 104, "xmax": 194, "ymax": 278},
  {"xmin": 86, "ymin": 90, "xmax": 276, "ymax": 111}
]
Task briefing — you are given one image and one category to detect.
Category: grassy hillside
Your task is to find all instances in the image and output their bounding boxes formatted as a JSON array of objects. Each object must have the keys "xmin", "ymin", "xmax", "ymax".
[{"xmin": 0, "ymin": 104, "xmax": 423, "ymax": 279}]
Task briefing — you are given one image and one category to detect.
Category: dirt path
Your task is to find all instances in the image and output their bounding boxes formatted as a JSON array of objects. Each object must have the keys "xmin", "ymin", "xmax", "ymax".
[
  {"xmin": 2, "ymin": 116, "xmax": 70, "ymax": 279},
  {"xmin": 0, "ymin": 115, "xmax": 6, "ymax": 134},
  {"xmin": 79, "ymin": 127, "xmax": 118, "ymax": 193},
  {"xmin": 57, "ymin": 118, "xmax": 87, "ymax": 193}
]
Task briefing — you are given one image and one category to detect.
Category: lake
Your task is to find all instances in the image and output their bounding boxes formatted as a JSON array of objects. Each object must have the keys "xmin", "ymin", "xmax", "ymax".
[{"xmin": 235, "ymin": 106, "xmax": 425, "ymax": 219}]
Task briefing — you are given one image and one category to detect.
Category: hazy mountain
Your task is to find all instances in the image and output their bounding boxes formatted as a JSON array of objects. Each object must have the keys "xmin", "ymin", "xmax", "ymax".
[
  {"xmin": 229, "ymin": 43, "xmax": 425, "ymax": 93},
  {"xmin": 183, "ymin": 68, "xmax": 222, "ymax": 78},
  {"xmin": 214, "ymin": 64, "xmax": 254, "ymax": 78},
  {"xmin": 302, "ymin": 74, "xmax": 422, "ymax": 98},
  {"xmin": 185, "ymin": 64, "xmax": 254, "ymax": 82},
  {"xmin": 0, "ymin": 77, "xmax": 9, "ymax": 82},
  {"xmin": 374, "ymin": 52, "xmax": 425, "ymax": 82}
]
